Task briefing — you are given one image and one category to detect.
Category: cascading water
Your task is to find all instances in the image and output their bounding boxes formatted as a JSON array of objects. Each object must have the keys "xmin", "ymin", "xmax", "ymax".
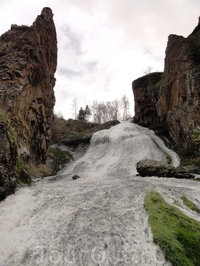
[
  {"xmin": 0, "ymin": 121, "xmax": 199, "ymax": 266},
  {"xmin": 60, "ymin": 121, "xmax": 180, "ymax": 179}
]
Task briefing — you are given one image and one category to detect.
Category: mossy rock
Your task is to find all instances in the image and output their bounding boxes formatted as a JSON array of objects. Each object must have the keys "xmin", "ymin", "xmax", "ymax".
[{"xmin": 48, "ymin": 147, "xmax": 74, "ymax": 175}]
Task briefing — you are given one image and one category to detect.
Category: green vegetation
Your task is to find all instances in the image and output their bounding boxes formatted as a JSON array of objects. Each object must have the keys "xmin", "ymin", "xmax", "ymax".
[
  {"xmin": 0, "ymin": 109, "xmax": 18, "ymax": 147},
  {"xmin": 0, "ymin": 109, "xmax": 8, "ymax": 123},
  {"xmin": 151, "ymin": 79, "xmax": 162, "ymax": 96},
  {"xmin": 48, "ymin": 147, "xmax": 73, "ymax": 175},
  {"xmin": 0, "ymin": 108, "xmax": 31, "ymax": 185},
  {"xmin": 51, "ymin": 116, "xmax": 120, "ymax": 144},
  {"xmin": 77, "ymin": 105, "xmax": 91, "ymax": 121},
  {"xmin": 166, "ymin": 154, "xmax": 172, "ymax": 164},
  {"xmin": 15, "ymin": 156, "xmax": 31, "ymax": 186},
  {"xmin": 181, "ymin": 196, "xmax": 200, "ymax": 213},
  {"xmin": 181, "ymin": 155, "xmax": 200, "ymax": 168},
  {"xmin": 191, "ymin": 131, "xmax": 200, "ymax": 147},
  {"xmin": 144, "ymin": 191, "xmax": 200, "ymax": 266}
]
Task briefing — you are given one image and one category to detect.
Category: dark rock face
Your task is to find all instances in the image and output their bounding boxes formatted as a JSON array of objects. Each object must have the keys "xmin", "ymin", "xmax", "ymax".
[
  {"xmin": 0, "ymin": 7, "xmax": 57, "ymax": 162},
  {"xmin": 133, "ymin": 72, "xmax": 163, "ymax": 130},
  {"xmin": 0, "ymin": 7, "xmax": 57, "ymax": 200},
  {"xmin": 0, "ymin": 120, "xmax": 17, "ymax": 199},
  {"xmin": 133, "ymin": 18, "xmax": 200, "ymax": 154},
  {"xmin": 136, "ymin": 159, "xmax": 194, "ymax": 179}
]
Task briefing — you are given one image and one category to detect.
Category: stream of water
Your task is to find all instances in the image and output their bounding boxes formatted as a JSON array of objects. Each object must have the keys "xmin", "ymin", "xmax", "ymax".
[{"xmin": 0, "ymin": 121, "xmax": 200, "ymax": 266}]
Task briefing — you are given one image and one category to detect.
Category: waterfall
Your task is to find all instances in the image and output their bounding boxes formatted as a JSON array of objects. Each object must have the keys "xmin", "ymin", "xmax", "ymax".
[
  {"xmin": 3, "ymin": 121, "xmax": 200, "ymax": 266},
  {"xmin": 60, "ymin": 121, "xmax": 180, "ymax": 179}
]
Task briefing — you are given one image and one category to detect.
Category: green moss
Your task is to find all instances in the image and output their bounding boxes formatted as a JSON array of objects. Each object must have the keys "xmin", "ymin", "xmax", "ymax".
[
  {"xmin": 181, "ymin": 156, "xmax": 200, "ymax": 168},
  {"xmin": 0, "ymin": 109, "xmax": 18, "ymax": 147},
  {"xmin": 48, "ymin": 147, "xmax": 73, "ymax": 175},
  {"xmin": 0, "ymin": 108, "xmax": 31, "ymax": 186},
  {"xmin": 144, "ymin": 191, "xmax": 200, "ymax": 266},
  {"xmin": 192, "ymin": 131, "xmax": 200, "ymax": 145},
  {"xmin": 181, "ymin": 196, "xmax": 200, "ymax": 213},
  {"xmin": 7, "ymin": 129, "xmax": 18, "ymax": 147},
  {"xmin": 15, "ymin": 156, "xmax": 31, "ymax": 186},
  {"xmin": 0, "ymin": 109, "xmax": 8, "ymax": 123},
  {"xmin": 151, "ymin": 80, "xmax": 161, "ymax": 96},
  {"xmin": 166, "ymin": 154, "xmax": 172, "ymax": 164}
]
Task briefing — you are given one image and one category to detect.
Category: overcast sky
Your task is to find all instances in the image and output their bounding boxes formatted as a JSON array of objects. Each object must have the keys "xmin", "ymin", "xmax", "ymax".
[{"xmin": 0, "ymin": 0, "xmax": 199, "ymax": 119}]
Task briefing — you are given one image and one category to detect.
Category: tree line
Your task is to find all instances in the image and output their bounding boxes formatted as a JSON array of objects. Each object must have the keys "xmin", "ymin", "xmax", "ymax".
[{"xmin": 75, "ymin": 94, "xmax": 131, "ymax": 123}]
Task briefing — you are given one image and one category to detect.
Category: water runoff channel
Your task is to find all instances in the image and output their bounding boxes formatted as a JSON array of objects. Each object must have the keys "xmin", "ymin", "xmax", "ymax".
[{"xmin": 0, "ymin": 121, "xmax": 200, "ymax": 266}]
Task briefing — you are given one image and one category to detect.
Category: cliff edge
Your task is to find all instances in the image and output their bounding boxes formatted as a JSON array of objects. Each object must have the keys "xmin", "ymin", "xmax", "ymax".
[
  {"xmin": 133, "ymin": 18, "xmax": 200, "ymax": 155},
  {"xmin": 0, "ymin": 7, "xmax": 57, "ymax": 200}
]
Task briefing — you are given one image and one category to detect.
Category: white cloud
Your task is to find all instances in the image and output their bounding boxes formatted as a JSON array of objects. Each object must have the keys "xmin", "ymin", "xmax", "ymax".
[{"xmin": 0, "ymin": 0, "xmax": 200, "ymax": 119}]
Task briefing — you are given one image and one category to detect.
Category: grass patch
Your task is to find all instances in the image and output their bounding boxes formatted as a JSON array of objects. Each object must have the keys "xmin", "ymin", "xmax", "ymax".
[
  {"xmin": 144, "ymin": 191, "xmax": 200, "ymax": 266},
  {"xmin": 181, "ymin": 196, "xmax": 200, "ymax": 213}
]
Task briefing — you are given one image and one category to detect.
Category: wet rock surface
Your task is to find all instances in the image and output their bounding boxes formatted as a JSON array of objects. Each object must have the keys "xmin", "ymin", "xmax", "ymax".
[
  {"xmin": 137, "ymin": 159, "xmax": 176, "ymax": 177},
  {"xmin": 137, "ymin": 159, "xmax": 194, "ymax": 179}
]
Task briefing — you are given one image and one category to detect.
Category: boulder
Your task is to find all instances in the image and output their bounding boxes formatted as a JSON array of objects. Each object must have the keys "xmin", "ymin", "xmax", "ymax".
[
  {"xmin": 72, "ymin": 174, "xmax": 80, "ymax": 180},
  {"xmin": 136, "ymin": 159, "xmax": 176, "ymax": 177},
  {"xmin": 136, "ymin": 159, "xmax": 194, "ymax": 179}
]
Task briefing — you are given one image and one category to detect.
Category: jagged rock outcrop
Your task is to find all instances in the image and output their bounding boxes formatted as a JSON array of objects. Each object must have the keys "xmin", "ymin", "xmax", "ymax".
[
  {"xmin": 0, "ymin": 7, "xmax": 57, "ymax": 200},
  {"xmin": 133, "ymin": 18, "xmax": 200, "ymax": 155}
]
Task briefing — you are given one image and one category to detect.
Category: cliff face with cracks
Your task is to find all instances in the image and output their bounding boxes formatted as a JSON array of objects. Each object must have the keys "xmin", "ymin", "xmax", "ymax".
[
  {"xmin": 0, "ymin": 7, "xmax": 57, "ymax": 200},
  {"xmin": 133, "ymin": 18, "xmax": 200, "ymax": 155}
]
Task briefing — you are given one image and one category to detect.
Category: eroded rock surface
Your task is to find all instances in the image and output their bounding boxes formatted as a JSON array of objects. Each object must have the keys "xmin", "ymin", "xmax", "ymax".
[
  {"xmin": 133, "ymin": 17, "xmax": 200, "ymax": 155},
  {"xmin": 0, "ymin": 7, "xmax": 57, "ymax": 200}
]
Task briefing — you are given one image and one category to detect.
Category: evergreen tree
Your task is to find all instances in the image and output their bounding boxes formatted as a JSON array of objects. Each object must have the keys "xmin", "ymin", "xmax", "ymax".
[
  {"xmin": 77, "ymin": 107, "xmax": 86, "ymax": 121},
  {"xmin": 85, "ymin": 105, "xmax": 91, "ymax": 121}
]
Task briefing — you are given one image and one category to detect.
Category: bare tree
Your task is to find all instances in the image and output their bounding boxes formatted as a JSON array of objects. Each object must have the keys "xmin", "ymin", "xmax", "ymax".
[
  {"xmin": 91, "ymin": 101, "xmax": 102, "ymax": 124},
  {"xmin": 121, "ymin": 95, "xmax": 130, "ymax": 121},
  {"xmin": 91, "ymin": 99, "xmax": 121, "ymax": 123},
  {"xmin": 112, "ymin": 99, "xmax": 120, "ymax": 120},
  {"xmin": 143, "ymin": 66, "xmax": 153, "ymax": 75}
]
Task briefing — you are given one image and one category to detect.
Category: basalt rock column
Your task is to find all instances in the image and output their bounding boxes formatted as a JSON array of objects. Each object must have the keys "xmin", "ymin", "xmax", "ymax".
[
  {"xmin": 133, "ymin": 18, "xmax": 200, "ymax": 155},
  {"xmin": 0, "ymin": 7, "xmax": 57, "ymax": 199}
]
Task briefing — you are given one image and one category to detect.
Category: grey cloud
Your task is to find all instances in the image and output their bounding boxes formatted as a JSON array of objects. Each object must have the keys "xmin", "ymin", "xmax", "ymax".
[
  {"xmin": 85, "ymin": 61, "xmax": 98, "ymax": 71},
  {"xmin": 62, "ymin": 25, "xmax": 82, "ymax": 55},
  {"xmin": 58, "ymin": 67, "xmax": 83, "ymax": 78}
]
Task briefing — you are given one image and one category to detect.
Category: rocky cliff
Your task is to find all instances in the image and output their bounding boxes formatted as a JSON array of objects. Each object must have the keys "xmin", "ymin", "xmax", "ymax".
[
  {"xmin": 133, "ymin": 18, "xmax": 200, "ymax": 155},
  {"xmin": 0, "ymin": 7, "xmax": 57, "ymax": 200}
]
